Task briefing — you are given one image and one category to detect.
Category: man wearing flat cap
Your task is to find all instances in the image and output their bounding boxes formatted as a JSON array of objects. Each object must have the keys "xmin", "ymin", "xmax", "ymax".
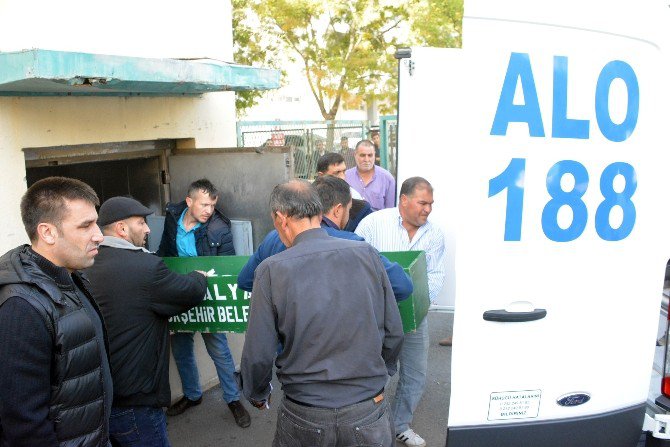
[{"xmin": 85, "ymin": 196, "xmax": 208, "ymax": 447}]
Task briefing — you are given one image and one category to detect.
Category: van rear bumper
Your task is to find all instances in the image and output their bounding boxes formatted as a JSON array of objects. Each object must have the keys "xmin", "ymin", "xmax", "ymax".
[
  {"xmin": 646, "ymin": 432, "xmax": 670, "ymax": 447},
  {"xmin": 446, "ymin": 403, "xmax": 645, "ymax": 447},
  {"xmin": 646, "ymin": 396, "xmax": 670, "ymax": 446}
]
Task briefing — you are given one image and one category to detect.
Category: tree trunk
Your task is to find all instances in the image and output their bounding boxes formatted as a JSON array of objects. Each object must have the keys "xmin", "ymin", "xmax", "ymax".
[{"xmin": 326, "ymin": 121, "xmax": 335, "ymax": 152}]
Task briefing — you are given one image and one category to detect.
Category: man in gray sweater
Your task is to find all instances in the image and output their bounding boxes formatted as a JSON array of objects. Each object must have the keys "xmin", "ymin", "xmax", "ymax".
[{"xmin": 240, "ymin": 179, "xmax": 404, "ymax": 446}]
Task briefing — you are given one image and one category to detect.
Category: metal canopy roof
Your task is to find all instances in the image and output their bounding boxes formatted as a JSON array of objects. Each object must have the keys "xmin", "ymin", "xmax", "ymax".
[{"xmin": 0, "ymin": 49, "xmax": 280, "ymax": 96}]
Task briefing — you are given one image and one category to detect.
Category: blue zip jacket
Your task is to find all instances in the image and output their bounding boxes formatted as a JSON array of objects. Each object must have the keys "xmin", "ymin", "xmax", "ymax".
[{"xmin": 237, "ymin": 218, "xmax": 413, "ymax": 301}]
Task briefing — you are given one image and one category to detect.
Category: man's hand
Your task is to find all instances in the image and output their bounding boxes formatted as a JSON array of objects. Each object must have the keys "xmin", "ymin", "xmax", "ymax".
[
  {"xmin": 195, "ymin": 270, "xmax": 207, "ymax": 276},
  {"xmin": 251, "ymin": 394, "xmax": 271, "ymax": 410}
]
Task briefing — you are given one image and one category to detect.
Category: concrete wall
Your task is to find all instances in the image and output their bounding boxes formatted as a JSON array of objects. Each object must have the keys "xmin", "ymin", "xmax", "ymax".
[
  {"xmin": 0, "ymin": 94, "xmax": 237, "ymax": 250},
  {"xmin": 0, "ymin": 0, "xmax": 244, "ymax": 403}
]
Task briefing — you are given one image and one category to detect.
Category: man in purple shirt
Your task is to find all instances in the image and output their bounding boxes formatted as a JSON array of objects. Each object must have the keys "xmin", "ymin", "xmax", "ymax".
[{"xmin": 345, "ymin": 139, "xmax": 396, "ymax": 211}]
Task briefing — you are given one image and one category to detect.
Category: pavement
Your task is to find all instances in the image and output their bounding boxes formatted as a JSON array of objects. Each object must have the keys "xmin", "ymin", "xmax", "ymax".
[{"xmin": 167, "ymin": 311, "xmax": 454, "ymax": 447}]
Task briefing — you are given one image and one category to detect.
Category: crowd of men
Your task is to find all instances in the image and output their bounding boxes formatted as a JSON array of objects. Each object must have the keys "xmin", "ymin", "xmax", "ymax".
[{"xmin": 0, "ymin": 138, "xmax": 446, "ymax": 447}]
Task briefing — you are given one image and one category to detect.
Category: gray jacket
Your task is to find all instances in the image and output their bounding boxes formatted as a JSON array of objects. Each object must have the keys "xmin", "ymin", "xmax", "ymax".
[{"xmin": 241, "ymin": 228, "xmax": 404, "ymax": 409}]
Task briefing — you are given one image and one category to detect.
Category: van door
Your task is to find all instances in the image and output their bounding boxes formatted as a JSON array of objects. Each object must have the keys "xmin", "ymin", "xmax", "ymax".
[
  {"xmin": 395, "ymin": 2, "xmax": 670, "ymax": 446},
  {"xmin": 166, "ymin": 146, "xmax": 291, "ymax": 248}
]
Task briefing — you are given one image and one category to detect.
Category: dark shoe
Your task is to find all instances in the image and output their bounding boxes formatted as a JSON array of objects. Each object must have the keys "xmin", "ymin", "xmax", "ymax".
[
  {"xmin": 167, "ymin": 396, "xmax": 202, "ymax": 416},
  {"xmin": 439, "ymin": 336, "xmax": 452, "ymax": 346},
  {"xmin": 228, "ymin": 400, "xmax": 251, "ymax": 428}
]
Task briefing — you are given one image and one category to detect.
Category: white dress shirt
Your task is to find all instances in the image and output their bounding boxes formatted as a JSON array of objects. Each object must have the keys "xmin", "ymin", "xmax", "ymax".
[{"xmin": 355, "ymin": 207, "xmax": 446, "ymax": 302}]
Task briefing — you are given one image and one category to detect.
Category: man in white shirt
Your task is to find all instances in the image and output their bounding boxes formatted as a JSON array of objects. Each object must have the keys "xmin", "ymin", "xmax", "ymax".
[{"xmin": 355, "ymin": 176, "xmax": 446, "ymax": 447}]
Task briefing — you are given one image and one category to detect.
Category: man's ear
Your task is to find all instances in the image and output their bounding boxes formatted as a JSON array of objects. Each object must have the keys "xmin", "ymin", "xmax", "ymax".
[
  {"xmin": 275, "ymin": 211, "xmax": 288, "ymax": 230},
  {"xmin": 115, "ymin": 221, "xmax": 127, "ymax": 238},
  {"xmin": 332, "ymin": 203, "xmax": 343, "ymax": 219},
  {"xmin": 185, "ymin": 196, "xmax": 193, "ymax": 208},
  {"xmin": 36, "ymin": 223, "xmax": 58, "ymax": 245}
]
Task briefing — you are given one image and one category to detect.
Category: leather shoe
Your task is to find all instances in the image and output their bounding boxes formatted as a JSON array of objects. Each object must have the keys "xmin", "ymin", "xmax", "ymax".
[
  {"xmin": 439, "ymin": 336, "xmax": 452, "ymax": 346},
  {"xmin": 228, "ymin": 400, "xmax": 251, "ymax": 428},
  {"xmin": 167, "ymin": 396, "xmax": 202, "ymax": 416}
]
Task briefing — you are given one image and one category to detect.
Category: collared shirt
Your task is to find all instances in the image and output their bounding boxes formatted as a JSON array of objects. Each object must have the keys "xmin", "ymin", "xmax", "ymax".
[
  {"xmin": 320, "ymin": 215, "xmax": 340, "ymax": 230},
  {"xmin": 350, "ymin": 186, "xmax": 364, "ymax": 200},
  {"xmin": 345, "ymin": 166, "xmax": 396, "ymax": 211},
  {"xmin": 355, "ymin": 207, "xmax": 446, "ymax": 303},
  {"xmin": 241, "ymin": 228, "xmax": 404, "ymax": 408},
  {"xmin": 176, "ymin": 208, "xmax": 201, "ymax": 257}
]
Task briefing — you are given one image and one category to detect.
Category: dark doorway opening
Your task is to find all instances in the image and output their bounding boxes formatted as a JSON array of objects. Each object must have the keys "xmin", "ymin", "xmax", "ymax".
[{"xmin": 26, "ymin": 156, "xmax": 164, "ymax": 213}]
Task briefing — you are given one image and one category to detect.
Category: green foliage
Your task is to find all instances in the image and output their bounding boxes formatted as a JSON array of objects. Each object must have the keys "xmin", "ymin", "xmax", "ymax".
[
  {"xmin": 232, "ymin": 0, "xmax": 286, "ymax": 115},
  {"xmin": 409, "ymin": 0, "xmax": 463, "ymax": 48},
  {"xmin": 232, "ymin": 0, "xmax": 463, "ymax": 117}
]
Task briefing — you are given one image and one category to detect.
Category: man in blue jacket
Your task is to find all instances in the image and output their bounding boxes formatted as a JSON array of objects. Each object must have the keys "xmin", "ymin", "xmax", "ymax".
[
  {"xmin": 238, "ymin": 176, "xmax": 413, "ymax": 302},
  {"xmin": 157, "ymin": 179, "xmax": 251, "ymax": 428}
]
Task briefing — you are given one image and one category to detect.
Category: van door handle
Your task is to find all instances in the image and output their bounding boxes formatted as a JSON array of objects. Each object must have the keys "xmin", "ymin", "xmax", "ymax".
[{"xmin": 483, "ymin": 308, "xmax": 547, "ymax": 322}]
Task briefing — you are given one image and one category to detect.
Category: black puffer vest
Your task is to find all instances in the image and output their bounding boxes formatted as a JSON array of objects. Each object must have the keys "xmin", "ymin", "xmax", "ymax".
[{"xmin": 0, "ymin": 246, "xmax": 110, "ymax": 446}]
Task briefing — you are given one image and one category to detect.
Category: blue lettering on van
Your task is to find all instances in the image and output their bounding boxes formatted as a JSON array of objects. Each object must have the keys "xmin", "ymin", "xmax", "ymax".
[
  {"xmin": 552, "ymin": 56, "xmax": 590, "ymax": 139},
  {"xmin": 596, "ymin": 60, "xmax": 639, "ymax": 142},
  {"xmin": 490, "ymin": 52, "xmax": 545, "ymax": 137},
  {"xmin": 491, "ymin": 53, "xmax": 639, "ymax": 142},
  {"xmin": 489, "ymin": 160, "xmax": 637, "ymax": 242}
]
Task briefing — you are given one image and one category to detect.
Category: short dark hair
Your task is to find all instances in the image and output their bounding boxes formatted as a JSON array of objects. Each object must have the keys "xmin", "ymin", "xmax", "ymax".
[
  {"xmin": 270, "ymin": 179, "xmax": 322, "ymax": 219},
  {"xmin": 313, "ymin": 175, "xmax": 351, "ymax": 213},
  {"xmin": 316, "ymin": 152, "xmax": 345, "ymax": 173},
  {"xmin": 400, "ymin": 176, "xmax": 433, "ymax": 197},
  {"xmin": 355, "ymin": 139, "xmax": 375, "ymax": 152},
  {"xmin": 188, "ymin": 178, "xmax": 218, "ymax": 199},
  {"xmin": 21, "ymin": 176, "xmax": 99, "ymax": 242}
]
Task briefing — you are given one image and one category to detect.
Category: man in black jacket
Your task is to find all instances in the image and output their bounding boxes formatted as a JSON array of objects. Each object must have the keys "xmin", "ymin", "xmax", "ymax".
[
  {"xmin": 157, "ymin": 179, "xmax": 251, "ymax": 428},
  {"xmin": 0, "ymin": 176, "xmax": 112, "ymax": 446},
  {"xmin": 85, "ymin": 196, "xmax": 208, "ymax": 446}
]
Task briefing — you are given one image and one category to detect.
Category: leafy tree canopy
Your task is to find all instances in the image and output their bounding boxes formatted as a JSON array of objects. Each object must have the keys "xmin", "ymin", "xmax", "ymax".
[{"xmin": 233, "ymin": 0, "xmax": 463, "ymax": 118}]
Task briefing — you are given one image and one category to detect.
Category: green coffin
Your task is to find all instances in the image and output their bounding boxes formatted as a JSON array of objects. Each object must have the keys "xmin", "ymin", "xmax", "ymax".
[
  {"xmin": 382, "ymin": 251, "xmax": 429, "ymax": 332},
  {"xmin": 165, "ymin": 250, "xmax": 429, "ymax": 334}
]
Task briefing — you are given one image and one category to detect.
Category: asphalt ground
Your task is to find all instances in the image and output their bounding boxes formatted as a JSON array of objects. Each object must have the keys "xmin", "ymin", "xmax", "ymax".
[{"xmin": 167, "ymin": 311, "xmax": 453, "ymax": 447}]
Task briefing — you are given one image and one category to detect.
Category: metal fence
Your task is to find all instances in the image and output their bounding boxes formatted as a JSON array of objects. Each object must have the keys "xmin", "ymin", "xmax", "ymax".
[
  {"xmin": 237, "ymin": 120, "xmax": 369, "ymax": 179},
  {"xmin": 379, "ymin": 115, "xmax": 398, "ymax": 178}
]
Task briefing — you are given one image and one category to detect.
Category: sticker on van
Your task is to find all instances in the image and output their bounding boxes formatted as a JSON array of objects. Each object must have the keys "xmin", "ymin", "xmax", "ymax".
[{"xmin": 488, "ymin": 390, "xmax": 542, "ymax": 421}]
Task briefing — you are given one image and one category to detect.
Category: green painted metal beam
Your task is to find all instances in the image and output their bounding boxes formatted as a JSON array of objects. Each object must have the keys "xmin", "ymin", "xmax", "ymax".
[{"xmin": 0, "ymin": 49, "xmax": 280, "ymax": 96}]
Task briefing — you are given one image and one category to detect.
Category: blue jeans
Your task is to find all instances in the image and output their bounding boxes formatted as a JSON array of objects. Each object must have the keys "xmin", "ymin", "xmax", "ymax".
[
  {"xmin": 109, "ymin": 406, "xmax": 170, "ymax": 447},
  {"xmin": 171, "ymin": 332, "xmax": 240, "ymax": 403},
  {"xmin": 273, "ymin": 395, "xmax": 393, "ymax": 446},
  {"xmin": 391, "ymin": 318, "xmax": 429, "ymax": 434}
]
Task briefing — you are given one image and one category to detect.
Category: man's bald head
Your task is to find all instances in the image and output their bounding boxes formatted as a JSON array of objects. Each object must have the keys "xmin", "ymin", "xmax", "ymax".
[{"xmin": 270, "ymin": 179, "xmax": 323, "ymax": 219}]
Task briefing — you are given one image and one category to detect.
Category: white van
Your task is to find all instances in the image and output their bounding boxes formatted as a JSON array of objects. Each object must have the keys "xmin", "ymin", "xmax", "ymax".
[{"xmin": 395, "ymin": 1, "xmax": 670, "ymax": 445}]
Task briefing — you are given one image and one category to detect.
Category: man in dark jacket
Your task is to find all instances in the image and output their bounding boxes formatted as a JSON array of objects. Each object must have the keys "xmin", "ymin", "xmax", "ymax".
[
  {"xmin": 85, "ymin": 196, "xmax": 208, "ymax": 446},
  {"xmin": 0, "ymin": 176, "xmax": 112, "ymax": 446},
  {"xmin": 157, "ymin": 179, "xmax": 251, "ymax": 427}
]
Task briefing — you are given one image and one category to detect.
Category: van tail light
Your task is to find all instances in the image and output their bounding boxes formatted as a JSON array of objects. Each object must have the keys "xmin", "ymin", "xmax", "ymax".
[{"xmin": 663, "ymin": 309, "xmax": 670, "ymax": 398}]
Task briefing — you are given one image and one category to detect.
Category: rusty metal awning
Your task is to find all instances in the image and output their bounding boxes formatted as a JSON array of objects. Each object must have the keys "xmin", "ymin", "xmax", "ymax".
[{"xmin": 0, "ymin": 49, "xmax": 280, "ymax": 96}]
